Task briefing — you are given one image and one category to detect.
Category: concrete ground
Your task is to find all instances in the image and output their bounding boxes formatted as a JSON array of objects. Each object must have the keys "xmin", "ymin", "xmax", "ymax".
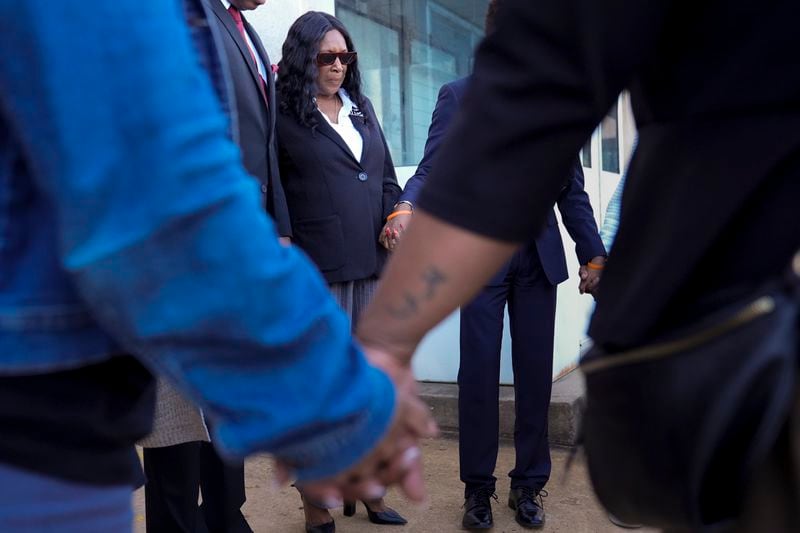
[{"xmin": 133, "ymin": 438, "xmax": 656, "ymax": 533}]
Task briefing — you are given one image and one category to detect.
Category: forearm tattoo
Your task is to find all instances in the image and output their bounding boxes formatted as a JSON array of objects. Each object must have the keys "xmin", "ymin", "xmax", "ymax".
[{"xmin": 387, "ymin": 266, "xmax": 447, "ymax": 320}]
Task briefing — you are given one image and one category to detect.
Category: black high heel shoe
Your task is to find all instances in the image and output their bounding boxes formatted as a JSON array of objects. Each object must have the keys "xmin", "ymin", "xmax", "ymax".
[
  {"xmin": 343, "ymin": 500, "xmax": 408, "ymax": 525},
  {"xmin": 300, "ymin": 491, "xmax": 336, "ymax": 533}
]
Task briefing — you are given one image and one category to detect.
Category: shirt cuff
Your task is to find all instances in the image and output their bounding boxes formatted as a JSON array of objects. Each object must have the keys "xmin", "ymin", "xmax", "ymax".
[{"xmin": 578, "ymin": 244, "xmax": 608, "ymax": 266}]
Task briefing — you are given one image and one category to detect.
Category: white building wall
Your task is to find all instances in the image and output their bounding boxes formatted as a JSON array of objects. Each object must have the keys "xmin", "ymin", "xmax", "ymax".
[{"xmin": 246, "ymin": 0, "xmax": 335, "ymax": 62}]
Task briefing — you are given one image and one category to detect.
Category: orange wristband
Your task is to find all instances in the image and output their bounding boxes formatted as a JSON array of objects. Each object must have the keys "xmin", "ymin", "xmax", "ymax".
[
  {"xmin": 386, "ymin": 210, "xmax": 413, "ymax": 221},
  {"xmin": 587, "ymin": 262, "xmax": 605, "ymax": 271}
]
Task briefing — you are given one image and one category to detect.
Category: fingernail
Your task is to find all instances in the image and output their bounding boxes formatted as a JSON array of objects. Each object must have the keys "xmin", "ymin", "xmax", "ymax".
[
  {"xmin": 364, "ymin": 483, "xmax": 387, "ymax": 500},
  {"xmin": 401, "ymin": 446, "xmax": 422, "ymax": 468},
  {"xmin": 324, "ymin": 497, "xmax": 343, "ymax": 509}
]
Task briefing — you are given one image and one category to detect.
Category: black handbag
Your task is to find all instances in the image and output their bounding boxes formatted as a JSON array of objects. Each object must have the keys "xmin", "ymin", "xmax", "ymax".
[{"xmin": 580, "ymin": 254, "xmax": 800, "ymax": 531}]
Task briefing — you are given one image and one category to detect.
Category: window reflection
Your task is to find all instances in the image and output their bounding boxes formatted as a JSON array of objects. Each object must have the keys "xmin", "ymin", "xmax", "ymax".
[
  {"xmin": 601, "ymin": 102, "xmax": 620, "ymax": 174},
  {"xmin": 336, "ymin": 0, "xmax": 489, "ymax": 166},
  {"xmin": 581, "ymin": 138, "xmax": 592, "ymax": 168}
]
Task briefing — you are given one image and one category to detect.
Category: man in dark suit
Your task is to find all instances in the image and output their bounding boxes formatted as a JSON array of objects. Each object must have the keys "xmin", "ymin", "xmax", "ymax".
[
  {"xmin": 144, "ymin": 2, "xmax": 290, "ymax": 532},
  {"xmin": 455, "ymin": 156, "xmax": 604, "ymax": 531},
  {"xmin": 206, "ymin": 0, "xmax": 291, "ymax": 242},
  {"xmin": 382, "ymin": 7, "xmax": 605, "ymax": 531},
  {"xmin": 388, "ymin": 77, "xmax": 605, "ymax": 531}
]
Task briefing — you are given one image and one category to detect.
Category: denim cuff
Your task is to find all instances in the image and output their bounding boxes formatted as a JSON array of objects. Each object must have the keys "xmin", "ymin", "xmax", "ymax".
[{"xmin": 287, "ymin": 366, "xmax": 396, "ymax": 482}]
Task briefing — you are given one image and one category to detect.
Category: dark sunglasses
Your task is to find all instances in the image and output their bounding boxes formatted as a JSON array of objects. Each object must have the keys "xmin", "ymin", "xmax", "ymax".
[{"xmin": 316, "ymin": 51, "xmax": 357, "ymax": 67}]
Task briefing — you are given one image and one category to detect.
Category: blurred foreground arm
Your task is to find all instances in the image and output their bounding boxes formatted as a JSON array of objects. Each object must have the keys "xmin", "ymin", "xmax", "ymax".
[
  {"xmin": 0, "ymin": 0, "xmax": 433, "ymax": 489},
  {"xmin": 359, "ymin": 211, "xmax": 517, "ymax": 363}
]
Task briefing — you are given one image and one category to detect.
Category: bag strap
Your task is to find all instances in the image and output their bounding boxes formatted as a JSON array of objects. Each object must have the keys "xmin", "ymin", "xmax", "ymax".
[{"xmin": 583, "ymin": 250, "xmax": 800, "ymax": 375}]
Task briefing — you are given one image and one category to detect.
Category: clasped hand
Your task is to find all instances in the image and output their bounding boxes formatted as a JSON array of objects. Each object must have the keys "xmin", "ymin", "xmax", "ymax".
[{"xmin": 276, "ymin": 345, "xmax": 437, "ymax": 506}]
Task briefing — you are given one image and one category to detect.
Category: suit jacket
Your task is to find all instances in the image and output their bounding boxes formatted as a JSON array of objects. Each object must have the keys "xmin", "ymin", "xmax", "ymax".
[
  {"xmin": 276, "ymin": 96, "xmax": 402, "ymax": 284},
  {"xmin": 403, "ymin": 78, "xmax": 605, "ymax": 286},
  {"xmin": 205, "ymin": 0, "xmax": 291, "ymax": 236}
]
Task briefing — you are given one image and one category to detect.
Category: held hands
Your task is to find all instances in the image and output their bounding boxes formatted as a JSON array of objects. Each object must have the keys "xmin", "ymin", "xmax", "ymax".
[
  {"xmin": 578, "ymin": 255, "xmax": 606, "ymax": 295},
  {"xmin": 379, "ymin": 209, "xmax": 413, "ymax": 251},
  {"xmin": 276, "ymin": 344, "xmax": 437, "ymax": 505}
]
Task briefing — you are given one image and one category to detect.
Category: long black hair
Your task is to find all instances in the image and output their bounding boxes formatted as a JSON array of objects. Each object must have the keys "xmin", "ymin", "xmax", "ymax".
[{"xmin": 277, "ymin": 11, "xmax": 368, "ymax": 129}]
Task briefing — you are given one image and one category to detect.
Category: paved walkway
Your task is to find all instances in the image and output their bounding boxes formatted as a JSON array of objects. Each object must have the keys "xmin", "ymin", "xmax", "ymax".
[{"xmin": 133, "ymin": 439, "xmax": 656, "ymax": 532}]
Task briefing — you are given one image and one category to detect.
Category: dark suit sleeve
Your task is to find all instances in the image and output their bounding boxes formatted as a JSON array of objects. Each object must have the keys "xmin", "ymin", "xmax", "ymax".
[
  {"xmin": 416, "ymin": 0, "xmax": 672, "ymax": 242},
  {"xmin": 557, "ymin": 158, "xmax": 606, "ymax": 265},
  {"xmin": 400, "ymin": 83, "xmax": 460, "ymax": 205},
  {"xmin": 248, "ymin": 24, "xmax": 292, "ymax": 237},
  {"xmin": 268, "ymin": 135, "xmax": 292, "ymax": 237}
]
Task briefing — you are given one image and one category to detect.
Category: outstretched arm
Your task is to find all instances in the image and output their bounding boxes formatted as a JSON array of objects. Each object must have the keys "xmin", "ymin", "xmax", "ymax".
[
  {"xmin": 0, "ymin": 0, "xmax": 432, "ymax": 490},
  {"xmin": 361, "ymin": 211, "xmax": 517, "ymax": 363},
  {"xmin": 557, "ymin": 159, "xmax": 607, "ymax": 294}
]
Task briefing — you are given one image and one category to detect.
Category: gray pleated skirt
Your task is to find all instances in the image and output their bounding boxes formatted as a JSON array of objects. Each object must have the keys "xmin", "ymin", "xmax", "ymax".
[{"xmin": 328, "ymin": 277, "xmax": 378, "ymax": 329}]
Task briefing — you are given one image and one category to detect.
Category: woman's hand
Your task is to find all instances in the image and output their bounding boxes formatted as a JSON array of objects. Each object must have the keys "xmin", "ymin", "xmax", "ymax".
[
  {"xmin": 275, "ymin": 346, "xmax": 437, "ymax": 505},
  {"xmin": 379, "ymin": 211, "xmax": 412, "ymax": 251}
]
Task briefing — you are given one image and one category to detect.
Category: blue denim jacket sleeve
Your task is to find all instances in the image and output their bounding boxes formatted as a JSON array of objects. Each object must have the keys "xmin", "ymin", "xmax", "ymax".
[{"xmin": 0, "ymin": 1, "xmax": 394, "ymax": 481}]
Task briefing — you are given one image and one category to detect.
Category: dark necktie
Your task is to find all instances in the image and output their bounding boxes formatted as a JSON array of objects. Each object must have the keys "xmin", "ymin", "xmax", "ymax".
[{"xmin": 227, "ymin": 6, "xmax": 268, "ymax": 103}]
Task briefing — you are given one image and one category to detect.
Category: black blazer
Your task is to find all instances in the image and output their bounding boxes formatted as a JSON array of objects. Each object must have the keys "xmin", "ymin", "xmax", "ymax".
[
  {"xmin": 205, "ymin": 0, "xmax": 291, "ymax": 236},
  {"xmin": 276, "ymin": 96, "xmax": 402, "ymax": 284}
]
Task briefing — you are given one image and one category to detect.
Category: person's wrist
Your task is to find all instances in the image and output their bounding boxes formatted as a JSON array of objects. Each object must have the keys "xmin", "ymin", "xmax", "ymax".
[
  {"xmin": 587, "ymin": 256, "xmax": 606, "ymax": 271},
  {"xmin": 386, "ymin": 209, "xmax": 413, "ymax": 222},
  {"xmin": 393, "ymin": 200, "xmax": 414, "ymax": 212},
  {"xmin": 356, "ymin": 322, "xmax": 418, "ymax": 367}
]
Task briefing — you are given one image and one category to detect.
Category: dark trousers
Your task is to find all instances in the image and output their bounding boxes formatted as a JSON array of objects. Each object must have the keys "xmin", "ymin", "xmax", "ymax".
[
  {"xmin": 458, "ymin": 245, "xmax": 556, "ymax": 497},
  {"xmin": 199, "ymin": 442, "xmax": 252, "ymax": 533},
  {"xmin": 143, "ymin": 442, "xmax": 202, "ymax": 533},
  {"xmin": 143, "ymin": 441, "xmax": 251, "ymax": 533}
]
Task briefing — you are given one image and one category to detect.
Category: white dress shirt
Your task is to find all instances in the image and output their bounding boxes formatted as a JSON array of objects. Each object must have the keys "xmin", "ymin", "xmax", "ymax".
[
  {"xmin": 319, "ymin": 90, "xmax": 364, "ymax": 162},
  {"xmin": 220, "ymin": 0, "xmax": 269, "ymax": 82}
]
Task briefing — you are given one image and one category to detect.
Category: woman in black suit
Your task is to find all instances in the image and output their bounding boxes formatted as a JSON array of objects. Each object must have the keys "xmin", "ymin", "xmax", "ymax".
[{"xmin": 276, "ymin": 11, "xmax": 406, "ymax": 533}]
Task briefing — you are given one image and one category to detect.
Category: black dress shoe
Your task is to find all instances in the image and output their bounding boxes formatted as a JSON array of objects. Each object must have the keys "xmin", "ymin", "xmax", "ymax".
[
  {"xmin": 343, "ymin": 500, "xmax": 408, "ymax": 526},
  {"xmin": 462, "ymin": 488, "xmax": 496, "ymax": 530},
  {"xmin": 305, "ymin": 520, "xmax": 335, "ymax": 533},
  {"xmin": 508, "ymin": 487, "xmax": 546, "ymax": 529}
]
